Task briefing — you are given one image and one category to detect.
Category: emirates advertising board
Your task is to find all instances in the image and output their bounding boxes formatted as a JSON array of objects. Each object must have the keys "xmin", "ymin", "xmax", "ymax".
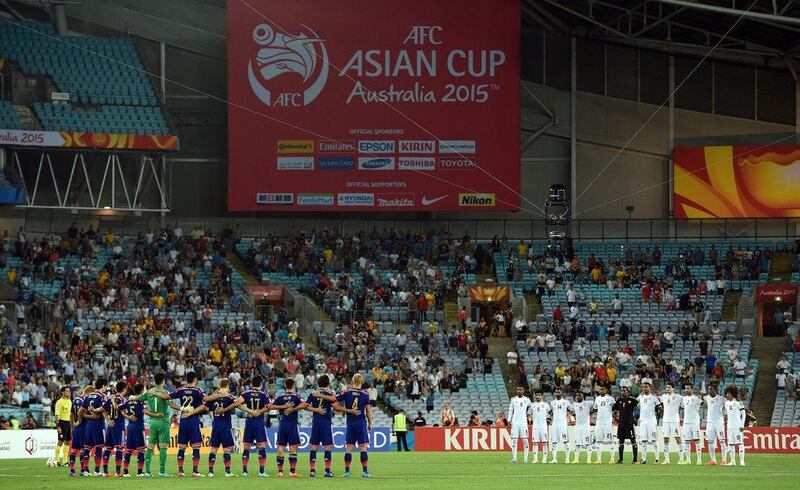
[{"xmin": 227, "ymin": 0, "xmax": 521, "ymax": 212}]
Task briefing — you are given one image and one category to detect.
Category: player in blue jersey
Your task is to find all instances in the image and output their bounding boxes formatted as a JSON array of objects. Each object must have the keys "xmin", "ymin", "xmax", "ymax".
[
  {"xmin": 271, "ymin": 378, "xmax": 309, "ymax": 478},
  {"xmin": 69, "ymin": 385, "xmax": 93, "ymax": 477},
  {"xmin": 81, "ymin": 378, "xmax": 108, "ymax": 476},
  {"xmin": 204, "ymin": 378, "xmax": 242, "ymax": 478},
  {"xmin": 117, "ymin": 384, "xmax": 147, "ymax": 477},
  {"xmin": 336, "ymin": 373, "xmax": 373, "ymax": 478},
  {"xmin": 147, "ymin": 372, "xmax": 209, "ymax": 477},
  {"xmin": 306, "ymin": 374, "xmax": 351, "ymax": 478},
  {"xmin": 101, "ymin": 381, "xmax": 129, "ymax": 476},
  {"xmin": 236, "ymin": 375, "xmax": 290, "ymax": 478}
]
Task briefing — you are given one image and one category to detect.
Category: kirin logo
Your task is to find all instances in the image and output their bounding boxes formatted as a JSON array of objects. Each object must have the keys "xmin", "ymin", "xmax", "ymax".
[{"xmin": 247, "ymin": 23, "xmax": 329, "ymax": 107}]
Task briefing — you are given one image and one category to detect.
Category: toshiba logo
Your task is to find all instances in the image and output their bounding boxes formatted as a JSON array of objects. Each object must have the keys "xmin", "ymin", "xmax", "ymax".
[{"xmin": 458, "ymin": 193, "xmax": 495, "ymax": 207}]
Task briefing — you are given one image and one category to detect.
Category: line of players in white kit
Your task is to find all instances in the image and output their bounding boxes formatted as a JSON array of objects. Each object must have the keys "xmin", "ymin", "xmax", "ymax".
[{"xmin": 507, "ymin": 381, "xmax": 747, "ymax": 466}]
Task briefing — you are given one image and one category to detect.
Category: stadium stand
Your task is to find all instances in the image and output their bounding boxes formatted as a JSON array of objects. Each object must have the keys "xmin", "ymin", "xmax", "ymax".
[
  {"xmin": 771, "ymin": 351, "xmax": 800, "ymax": 426},
  {"xmin": 0, "ymin": 21, "xmax": 167, "ymax": 135},
  {"xmin": 0, "ymin": 100, "xmax": 21, "ymax": 129}
]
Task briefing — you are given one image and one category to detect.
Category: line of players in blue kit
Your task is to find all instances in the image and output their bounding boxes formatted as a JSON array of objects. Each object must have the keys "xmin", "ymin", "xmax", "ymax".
[{"xmin": 68, "ymin": 372, "xmax": 374, "ymax": 478}]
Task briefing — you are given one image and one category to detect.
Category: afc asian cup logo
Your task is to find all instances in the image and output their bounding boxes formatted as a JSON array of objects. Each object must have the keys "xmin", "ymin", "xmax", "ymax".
[{"xmin": 247, "ymin": 22, "xmax": 329, "ymax": 108}]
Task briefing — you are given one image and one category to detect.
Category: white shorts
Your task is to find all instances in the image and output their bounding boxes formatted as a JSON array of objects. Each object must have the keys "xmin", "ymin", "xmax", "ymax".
[
  {"xmin": 639, "ymin": 420, "xmax": 658, "ymax": 442},
  {"xmin": 705, "ymin": 423, "xmax": 725, "ymax": 442},
  {"xmin": 551, "ymin": 424, "xmax": 568, "ymax": 444},
  {"xmin": 510, "ymin": 423, "xmax": 529, "ymax": 440},
  {"xmin": 662, "ymin": 422, "xmax": 681, "ymax": 438},
  {"xmin": 682, "ymin": 423, "xmax": 700, "ymax": 441},
  {"xmin": 595, "ymin": 424, "xmax": 613, "ymax": 444},
  {"xmin": 574, "ymin": 426, "xmax": 592, "ymax": 447},
  {"xmin": 532, "ymin": 426, "xmax": 549, "ymax": 443},
  {"xmin": 726, "ymin": 427, "xmax": 743, "ymax": 445}
]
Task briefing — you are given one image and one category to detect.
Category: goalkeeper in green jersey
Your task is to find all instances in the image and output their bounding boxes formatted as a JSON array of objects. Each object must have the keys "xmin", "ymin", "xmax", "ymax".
[{"xmin": 135, "ymin": 373, "xmax": 181, "ymax": 477}]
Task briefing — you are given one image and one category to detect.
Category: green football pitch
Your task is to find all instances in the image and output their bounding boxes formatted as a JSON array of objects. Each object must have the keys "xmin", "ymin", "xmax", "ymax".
[{"xmin": 2, "ymin": 453, "xmax": 799, "ymax": 489}]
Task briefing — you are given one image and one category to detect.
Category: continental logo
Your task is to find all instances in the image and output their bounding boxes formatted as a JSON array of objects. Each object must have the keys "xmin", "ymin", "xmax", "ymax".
[
  {"xmin": 458, "ymin": 193, "xmax": 495, "ymax": 207},
  {"xmin": 277, "ymin": 140, "xmax": 314, "ymax": 153}
]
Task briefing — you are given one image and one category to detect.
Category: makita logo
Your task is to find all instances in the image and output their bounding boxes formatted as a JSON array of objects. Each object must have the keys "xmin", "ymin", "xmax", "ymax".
[
  {"xmin": 377, "ymin": 194, "xmax": 415, "ymax": 207},
  {"xmin": 398, "ymin": 157, "xmax": 435, "ymax": 170},
  {"xmin": 439, "ymin": 157, "xmax": 477, "ymax": 169},
  {"xmin": 399, "ymin": 140, "xmax": 435, "ymax": 153},
  {"xmin": 459, "ymin": 193, "xmax": 495, "ymax": 206},
  {"xmin": 318, "ymin": 140, "xmax": 355, "ymax": 152}
]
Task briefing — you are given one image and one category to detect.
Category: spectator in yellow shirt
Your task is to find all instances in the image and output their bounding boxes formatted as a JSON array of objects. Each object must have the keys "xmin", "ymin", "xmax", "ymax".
[
  {"xmin": 517, "ymin": 240, "xmax": 527, "ymax": 257},
  {"xmin": 6, "ymin": 269, "xmax": 16, "ymax": 285},
  {"xmin": 209, "ymin": 345, "xmax": 222, "ymax": 366},
  {"xmin": 105, "ymin": 229, "xmax": 116, "ymax": 246}
]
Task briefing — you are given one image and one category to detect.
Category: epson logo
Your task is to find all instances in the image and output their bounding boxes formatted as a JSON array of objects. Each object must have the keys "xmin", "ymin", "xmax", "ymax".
[
  {"xmin": 338, "ymin": 193, "xmax": 375, "ymax": 206},
  {"xmin": 398, "ymin": 157, "xmax": 436, "ymax": 170},
  {"xmin": 358, "ymin": 157, "xmax": 395, "ymax": 170},
  {"xmin": 277, "ymin": 156, "xmax": 314, "ymax": 170},
  {"xmin": 439, "ymin": 140, "xmax": 476, "ymax": 154},
  {"xmin": 358, "ymin": 140, "xmax": 395, "ymax": 153},
  {"xmin": 319, "ymin": 157, "xmax": 355, "ymax": 170},
  {"xmin": 377, "ymin": 194, "xmax": 415, "ymax": 207},
  {"xmin": 318, "ymin": 140, "xmax": 355, "ymax": 153},
  {"xmin": 399, "ymin": 140, "xmax": 435, "ymax": 153},
  {"xmin": 439, "ymin": 157, "xmax": 477, "ymax": 170}
]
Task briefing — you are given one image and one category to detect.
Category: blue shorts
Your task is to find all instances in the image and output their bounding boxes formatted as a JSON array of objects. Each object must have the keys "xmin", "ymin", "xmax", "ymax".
[
  {"xmin": 83, "ymin": 422, "xmax": 106, "ymax": 447},
  {"xmin": 106, "ymin": 426, "xmax": 125, "ymax": 447},
  {"xmin": 276, "ymin": 423, "xmax": 300, "ymax": 447},
  {"xmin": 177, "ymin": 423, "xmax": 203, "ymax": 446},
  {"xmin": 310, "ymin": 422, "xmax": 333, "ymax": 446},
  {"xmin": 71, "ymin": 424, "xmax": 85, "ymax": 450},
  {"xmin": 345, "ymin": 424, "xmax": 369, "ymax": 446},
  {"xmin": 125, "ymin": 428, "xmax": 146, "ymax": 450},
  {"xmin": 242, "ymin": 422, "xmax": 267, "ymax": 445},
  {"xmin": 209, "ymin": 425, "xmax": 234, "ymax": 449}
]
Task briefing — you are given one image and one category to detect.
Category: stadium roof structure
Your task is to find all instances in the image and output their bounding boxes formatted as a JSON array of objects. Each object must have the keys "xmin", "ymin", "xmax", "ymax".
[{"xmin": 523, "ymin": 0, "xmax": 800, "ymax": 71}]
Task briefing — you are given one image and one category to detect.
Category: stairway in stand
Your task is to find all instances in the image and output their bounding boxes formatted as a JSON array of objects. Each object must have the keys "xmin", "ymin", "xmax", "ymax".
[
  {"xmin": 749, "ymin": 337, "xmax": 786, "ymax": 425},
  {"xmin": 14, "ymin": 104, "xmax": 42, "ymax": 130}
]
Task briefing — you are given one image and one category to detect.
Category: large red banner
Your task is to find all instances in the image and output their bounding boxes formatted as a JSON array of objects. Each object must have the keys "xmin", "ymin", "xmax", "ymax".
[
  {"xmin": 227, "ymin": 0, "xmax": 520, "ymax": 212},
  {"xmin": 674, "ymin": 145, "xmax": 800, "ymax": 218},
  {"xmin": 414, "ymin": 426, "xmax": 800, "ymax": 453}
]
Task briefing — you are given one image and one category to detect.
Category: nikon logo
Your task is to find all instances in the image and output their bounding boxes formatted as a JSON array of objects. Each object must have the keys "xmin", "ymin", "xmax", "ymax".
[{"xmin": 458, "ymin": 193, "xmax": 495, "ymax": 207}]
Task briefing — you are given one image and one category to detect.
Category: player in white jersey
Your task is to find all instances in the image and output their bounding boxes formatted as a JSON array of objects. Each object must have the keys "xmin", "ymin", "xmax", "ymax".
[
  {"xmin": 507, "ymin": 385, "xmax": 532, "ymax": 463},
  {"xmin": 549, "ymin": 388, "xmax": 571, "ymax": 464},
  {"xmin": 636, "ymin": 381, "xmax": 661, "ymax": 464},
  {"xmin": 530, "ymin": 391, "xmax": 551, "ymax": 463},
  {"xmin": 680, "ymin": 383, "xmax": 703, "ymax": 465},
  {"xmin": 592, "ymin": 385, "xmax": 615, "ymax": 464},
  {"xmin": 723, "ymin": 386, "xmax": 746, "ymax": 466},
  {"xmin": 569, "ymin": 392, "xmax": 594, "ymax": 464},
  {"xmin": 659, "ymin": 382, "xmax": 684, "ymax": 464},
  {"xmin": 702, "ymin": 384, "xmax": 727, "ymax": 465}
]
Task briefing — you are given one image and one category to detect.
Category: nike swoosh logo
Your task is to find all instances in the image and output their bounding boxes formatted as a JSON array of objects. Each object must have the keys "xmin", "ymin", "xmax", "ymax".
[{"xmin": 421, "ymin": 195, "xmax": 448, "ymax": 206}]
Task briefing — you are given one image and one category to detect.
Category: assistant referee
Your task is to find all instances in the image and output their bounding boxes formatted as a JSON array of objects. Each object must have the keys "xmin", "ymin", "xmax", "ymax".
[
  {"xmin": 613, "ymin": 386, "xmax": 638, "ymax": 464},
  {"xmin": 54, "ymin": 387, "xmax": 72, "ymax": 466}
]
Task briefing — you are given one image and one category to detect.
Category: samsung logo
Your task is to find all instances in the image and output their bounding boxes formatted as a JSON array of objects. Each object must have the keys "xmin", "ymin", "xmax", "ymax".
[
  {"xmin": 358, "ymin": 157, "xmax": 396, "ymax": 170},
  {"xmin": 319, "ymin": 157, "xmax": 355, "ymax": 170},
  {"xmin": 358, "ymin": 140, "xmax": 395, "ymax": 153}
]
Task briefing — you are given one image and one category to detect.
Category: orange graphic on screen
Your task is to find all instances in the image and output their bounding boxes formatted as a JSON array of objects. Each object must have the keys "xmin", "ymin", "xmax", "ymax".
[{"xmin": 673, "ymin": 145, "xmax": 800, "ymax": 218}]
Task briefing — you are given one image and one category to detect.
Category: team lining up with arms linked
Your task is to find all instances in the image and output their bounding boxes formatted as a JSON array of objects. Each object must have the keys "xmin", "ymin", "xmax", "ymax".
[
  {"xmin": 507, "ymin": 381, "xmax": 748, "ymax": 466},
  {"xmin": 60, "ymin": 372, "xmax": 373, "ymax": 478}
]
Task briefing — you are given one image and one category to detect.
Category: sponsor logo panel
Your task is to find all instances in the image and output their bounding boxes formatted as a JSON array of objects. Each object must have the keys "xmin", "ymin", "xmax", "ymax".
[
  {"xmin": 358, "ymin": 140, "xmax": 396, "ymax": 153},
  {"xmin": 439, "ymin": 140, "xmax": 476, "ymax": 154},
  {"xmin": 297, "ymin": 193, "xmax": 335, "ymax": 206},
  {"xmin": 398, "ymin": 157, "xmax": 436, "ymax": 170},
  {"xmin": 438, "ymin": 157, "xmax": 477, "ymax": 170},
  {"xmin": 277, "ymin": 140, "xmax": 314, "ymax": 153},
  {"xmin": 421, "ymin": 195, "xmax": 448, "ymax": 206},
  {"xmin": 358, "ymin": 157, "xmax": 396, "ymax": 170},
  {"xmin": 318, "ymin": 140, "xmax": 356, "ymax": 153},
  {"xmin": 337, "ymin": 193, "xmax": 374, "ymax": 206},
  {"xmin": 398, "ymin": 140, "xmax": 436, "ymax": 154},
  {"xmin": 458, "ymin": 193, "xmax": 495, "ymax": 207},
  {"xmin": 318, "ymin": 157, "xmax": 356, "ymax": 170},
  {"xmin": 377, "ymin": 193, "xmax": 415, "ymax": 207},
  {"xmin": 256, "ymin": 193, "xmax": 294, "ymax": 205},
  {"xmin": 277, "ymin": 156, "xmax": 314, "ymax": 170}
]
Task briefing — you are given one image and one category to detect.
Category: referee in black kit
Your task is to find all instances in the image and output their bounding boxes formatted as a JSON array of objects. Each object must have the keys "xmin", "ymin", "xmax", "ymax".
[{"xmin": 613, "ymin": 386, "xmax": 639, "ymax": 464}]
